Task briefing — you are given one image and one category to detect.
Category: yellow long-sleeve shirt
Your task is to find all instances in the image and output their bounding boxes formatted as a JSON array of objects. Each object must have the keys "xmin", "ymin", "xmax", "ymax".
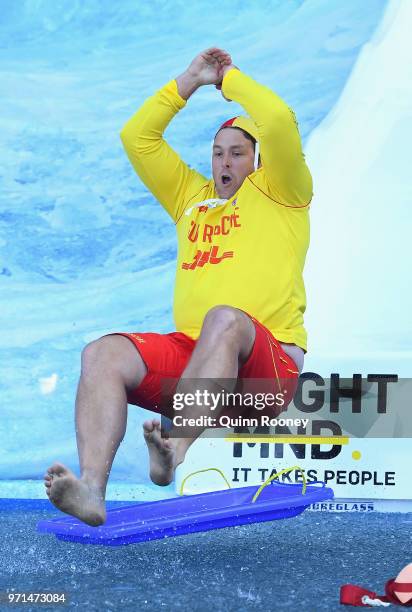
[{"xmin": 120, "ymin": 69, "xmax": 312, "ymax": 351}]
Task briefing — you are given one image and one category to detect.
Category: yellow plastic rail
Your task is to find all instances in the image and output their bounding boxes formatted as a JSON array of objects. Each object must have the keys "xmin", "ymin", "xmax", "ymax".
[
  {"xmin": 179, "ymin": 467, "xmax": 232, "ymax": 496},
  {"xmin": 252, "ymin": 466, "xmax": 306, "ymax": 503}
]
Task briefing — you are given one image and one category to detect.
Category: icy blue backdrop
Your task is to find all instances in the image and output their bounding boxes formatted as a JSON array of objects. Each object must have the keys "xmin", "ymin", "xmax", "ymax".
[{"xmin": 0, "ymin": 0, "xmax": 387, "ymax": 481}]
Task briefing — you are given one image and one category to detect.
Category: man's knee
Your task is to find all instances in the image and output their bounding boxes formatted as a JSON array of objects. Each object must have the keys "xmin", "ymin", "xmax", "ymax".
[
  {"xmin": 200, "ymin": 306, "xmax": 255, "ymax": 362},
  {"xmin": 81, "ymin": 335, "xmax": 147, "ymax": 389},
  {"xmin": 202, "ymin": 305, "xmax": 254, "ymax": 346},
  {"xmin": 202, "ymin": 305, "xmax": 242, "ymax": 335}
]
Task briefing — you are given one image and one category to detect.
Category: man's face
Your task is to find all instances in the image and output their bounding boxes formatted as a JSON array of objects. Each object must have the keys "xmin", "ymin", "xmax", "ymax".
[{"xmin": 212, "ymin": 128, "xmax": 255, "ymax": 199}]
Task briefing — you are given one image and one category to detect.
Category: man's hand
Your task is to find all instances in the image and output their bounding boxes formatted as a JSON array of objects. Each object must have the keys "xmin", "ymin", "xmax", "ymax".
[
  {"xmin": 176, "ymin": 48, "xmax": 232, "ymax": 100},
  {"xmin": 187, "ymin": 47, "xmax": 232, "ymax": 86}
]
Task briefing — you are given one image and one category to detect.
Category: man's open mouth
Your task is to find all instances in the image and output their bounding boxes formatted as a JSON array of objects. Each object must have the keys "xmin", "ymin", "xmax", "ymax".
[{"xmin": 221, "ymin": 174, "xmax": 232, "ymax": 185}]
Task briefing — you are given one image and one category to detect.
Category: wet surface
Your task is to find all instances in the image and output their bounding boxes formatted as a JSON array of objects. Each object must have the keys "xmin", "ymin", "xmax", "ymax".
[{"xmin": 1, "ymin": 501, "xmax": 412, "ymax": 611}]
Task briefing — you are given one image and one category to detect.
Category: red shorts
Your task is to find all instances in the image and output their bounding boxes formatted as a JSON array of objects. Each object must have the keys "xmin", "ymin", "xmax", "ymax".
[{"xmin": 108, "ymin": 313, "xmax": 300, "ymax": 421}]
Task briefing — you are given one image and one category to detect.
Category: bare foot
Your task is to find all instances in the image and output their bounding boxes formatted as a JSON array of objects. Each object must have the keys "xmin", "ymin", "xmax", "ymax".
[
  {"xmin": 143, "ymin": 419, "xmax": 176, "ymax": 486},
  {"xmin": 44, "ymin": 462, "xmax": 106, "ymax": 526}
]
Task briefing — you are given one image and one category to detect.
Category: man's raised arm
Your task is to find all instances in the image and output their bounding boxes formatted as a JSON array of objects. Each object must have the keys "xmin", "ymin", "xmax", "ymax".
[
  {"xmin": 220, "ymin": 66, "xmax": 313, "ymax": 208},
  {"xmin": 120, "ymin": 49, "xmax": 232, "ymax": 222}
]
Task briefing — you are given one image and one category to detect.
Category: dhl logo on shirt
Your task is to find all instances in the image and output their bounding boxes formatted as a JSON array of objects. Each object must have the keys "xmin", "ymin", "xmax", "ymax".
[{"xmin": 182, "ymin": 245, "xmax": 234, "ymax": 270}]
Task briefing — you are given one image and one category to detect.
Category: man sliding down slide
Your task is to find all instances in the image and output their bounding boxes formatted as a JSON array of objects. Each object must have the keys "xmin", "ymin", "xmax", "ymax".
[{"xmin": 44, "ymin": 48, "xmax": 312, "ymax": 526}]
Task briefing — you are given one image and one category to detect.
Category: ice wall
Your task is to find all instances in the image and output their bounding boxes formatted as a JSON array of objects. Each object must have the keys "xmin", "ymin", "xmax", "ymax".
[
  {"xmin": 0, "ymin": 0, "xmax": 386, "ymax": 481},
  {"xmin": 304, "ymin": 0, "xmax": 411, "ymax": 375}
]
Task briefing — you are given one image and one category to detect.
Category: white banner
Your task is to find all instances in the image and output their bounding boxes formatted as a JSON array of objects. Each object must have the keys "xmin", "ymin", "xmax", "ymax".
[{"xmin": 175, "ymin": 436, "xmax": 412, "ymax": 505}]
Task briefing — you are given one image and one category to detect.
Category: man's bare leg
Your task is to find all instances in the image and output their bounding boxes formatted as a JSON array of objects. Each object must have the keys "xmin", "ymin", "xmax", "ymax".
[
  {"xmin": 143, "ymin": 306, "xmax": 255, "ymax": 486},
  {"xmin": 44, "ymin": 335, "xmax": 147, "ymax": 526}
]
